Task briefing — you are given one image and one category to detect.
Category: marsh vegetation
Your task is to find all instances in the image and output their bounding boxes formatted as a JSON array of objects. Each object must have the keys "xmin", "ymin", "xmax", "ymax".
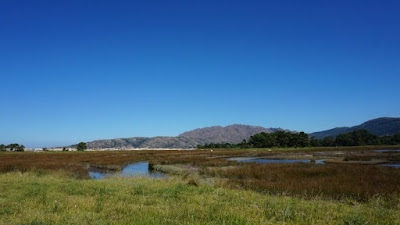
[{"xmin": 1, "ymin": 146, "xmax": 400, "ymax": 224}]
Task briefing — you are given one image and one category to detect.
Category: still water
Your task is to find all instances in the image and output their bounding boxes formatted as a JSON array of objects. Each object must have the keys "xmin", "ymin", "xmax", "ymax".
[
  {"xmin": 228, "ymin": 158, "xmax": 326, "ymax": 165},
  {"xmin": 89, "ymin": 162, "xmax": 166, "ymax": 179},
  {"xmin": 374, "ymin": 149, "xmax": 400, "ymax": 153}
]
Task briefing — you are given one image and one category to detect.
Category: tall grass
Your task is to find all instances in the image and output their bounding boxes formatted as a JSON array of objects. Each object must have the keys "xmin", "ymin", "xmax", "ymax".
[
  {"xmin": 205, "ymin": 163, "xmax": 400, "ymax": 202},
  {"xmin": 0, "ymin": 171, "xmax": 399, "ymax": 224},
  {"xmin": 2, "ymin": 148, "xmax": 400, "ymax": 202}
]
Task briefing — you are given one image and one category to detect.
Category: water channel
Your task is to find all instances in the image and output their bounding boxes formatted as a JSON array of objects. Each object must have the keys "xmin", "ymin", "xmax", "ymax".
[{"xmin": 89, "ymin": 161, "xmax": 166, "ymax": 179}]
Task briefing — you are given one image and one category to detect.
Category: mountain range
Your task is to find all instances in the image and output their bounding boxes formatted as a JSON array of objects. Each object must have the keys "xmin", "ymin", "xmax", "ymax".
[
  {"xmin": 310, "ymin": 117, "xmax": 400, "ymax": 139},
  {"xmin": 83, "ymin": 125, "xmax": 284, "ymax": 149},
  {"xmin": 78, "ymin": 117, "xmax": 400, "ymax": 149}
]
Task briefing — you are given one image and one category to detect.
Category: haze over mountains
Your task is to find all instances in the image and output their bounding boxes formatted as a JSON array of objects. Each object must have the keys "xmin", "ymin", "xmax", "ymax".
[{"xmin": 80, "ymin": 117, "xmax": 400, "ymax": 149}]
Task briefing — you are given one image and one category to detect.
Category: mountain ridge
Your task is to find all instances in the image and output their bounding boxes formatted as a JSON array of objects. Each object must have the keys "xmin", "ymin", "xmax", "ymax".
[
  {"xmin": 310, "ymin": 117, "xmax": 400, "ymax": 139},
  {"xmin": 81, "ymin": 124, "xmax": 286, "ymax": 149},
  {"xmin": 75, "ymin": 117, "xmax": 400, "ymax": 149}
]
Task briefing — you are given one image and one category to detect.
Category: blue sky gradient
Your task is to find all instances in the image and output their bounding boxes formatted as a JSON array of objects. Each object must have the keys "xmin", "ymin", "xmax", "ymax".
[{"xmin": 1, "ymin": 0, "xmax": 399, "ymax": 147}]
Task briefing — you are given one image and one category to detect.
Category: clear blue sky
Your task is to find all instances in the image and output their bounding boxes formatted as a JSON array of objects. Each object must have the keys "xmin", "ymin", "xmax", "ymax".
[{"xmin": 1, "ymin": 0, "xmax": 399, "ymax": 147}]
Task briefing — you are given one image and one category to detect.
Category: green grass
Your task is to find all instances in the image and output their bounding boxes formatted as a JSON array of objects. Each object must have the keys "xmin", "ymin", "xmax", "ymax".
[
  {"xmin": 1, "ymin": 148, "xmax": 400, "ymax": 224},
  {"xmin": 0, "ymin": 171, "xmax": 399, "ymax": 224}
]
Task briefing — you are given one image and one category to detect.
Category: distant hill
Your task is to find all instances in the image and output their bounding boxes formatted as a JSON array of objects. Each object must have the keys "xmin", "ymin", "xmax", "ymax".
[
  {"xmin": 81, "ymin": 124, "xmax": 285, "ymax": 149},
  {"xmin": 179, "ymin": 124, "xmax": 283, "ymax": 144},
  {"xmin": 310, "ymin": 117, "xmax": 400, "ymax": 139}
]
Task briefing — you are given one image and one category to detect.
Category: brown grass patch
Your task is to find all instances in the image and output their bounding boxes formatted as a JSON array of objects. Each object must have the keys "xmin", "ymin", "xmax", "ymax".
[{"xmin": 205, "ymin": 163, "xmax": 400, "ymax": 201}]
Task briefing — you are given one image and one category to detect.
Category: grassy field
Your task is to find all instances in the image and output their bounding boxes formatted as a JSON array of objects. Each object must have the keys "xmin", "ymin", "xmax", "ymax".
[
  {"xmin": 1, "ymin": 147, "xmax": 400, "ymax": 224},
  {"xmin": 1, "ymin": 171, "xmax": 399, "ymax": 225}
]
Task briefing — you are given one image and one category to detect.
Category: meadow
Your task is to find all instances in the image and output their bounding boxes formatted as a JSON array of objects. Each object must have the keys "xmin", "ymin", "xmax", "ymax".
[{"xmin": 1, "ymin": 146, "xmax": 400, "ymax": 224}]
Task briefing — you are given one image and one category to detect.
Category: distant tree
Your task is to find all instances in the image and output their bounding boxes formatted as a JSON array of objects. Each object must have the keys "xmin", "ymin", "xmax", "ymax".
[
  {"xmin": 43, "ymin": 148, "xmax": 48, "ymax": 151},
  {"xmin": 238, "ymin": 139, "xmax": 249, "ymax": 149},
  {"xmin": 296, "ymin": 132, "xmax": 310, "ymax": 147},
  {"xmin": 5, "ymin": 143, "xmax": 24, "ymax": 151},
  {"xmin": 180, "ymin": 131, "xmax": 400, "ymax": 150},
  {"xmin": 352, "ymin": 129, "xmax": 379, "ymax": 145},
  {"xmin": 335, "ymin": 129, "xmax": 379, "ymax": 146},
  {"xmin": 0, "ymin": 144, "xmax": 6, "ymax": 152},
  {"xmin": 248, "ymin": 132, "xmax": 269, "ymax": 148},
  {"xmin": 62, "ymin": 147, "xmax": 68, "ymax": 151},
  {"xmin": 392, "ymin": 133, "xmax": 400, "ymax": 145},
  {"xmin": 335, "ymin": 133, "xmax": 353, "ymax": 146},
  {"xmin": 274, "ymin": 131, "xmax": 290, "ymax": 147},
  {"xmin": 6, "ymin": 143, "xmax": 20, "ymax": 151},
  {"xmin": 16, "ymin": 145, "xmax": 25, "ymax": 152},
  {"xmin": 77, "ymin": 142, "xmax": 87, "ymax": 151},
  {"xmin": 380, "ymin": 135, "xmax": 393, "ymax": 145},
  {"xmin": 247, "ymin": 131, "xmax": 310, "ymax": 148},
  {"xmin": 321, "ymin": 136, "xmax": 335, "ymax": 147},
  {"xmin": 310, "ymin": 137, "xmax": 321, "ymax": 147}
]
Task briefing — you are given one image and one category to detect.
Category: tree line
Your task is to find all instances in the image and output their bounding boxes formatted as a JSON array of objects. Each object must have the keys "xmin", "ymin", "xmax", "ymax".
[
  {"xmin": 0, "ymin": 143, "xmax": 25, "ymax": 152},
  {"xmin": 0, "ymin": 142, "xmax": 87, "ymax": 152},
  {"xmin": 311, "ymin": 129, "xmax": 400, "ymax": 147},
  {"xmin": 197, "ymin": 131, "xmax": 309, "ymax": 149},
  {"xmin": 197, "ymin": 129, "xmax": 400, "ymax": 149}
]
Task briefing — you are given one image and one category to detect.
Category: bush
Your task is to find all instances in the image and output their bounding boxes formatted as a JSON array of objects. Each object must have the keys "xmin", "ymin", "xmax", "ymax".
[{"xmin": 77, "ymin": 142, "xmax": 87, "ymax": 151}]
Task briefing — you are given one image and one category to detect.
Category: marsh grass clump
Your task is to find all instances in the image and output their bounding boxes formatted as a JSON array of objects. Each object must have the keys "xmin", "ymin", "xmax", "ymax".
[
  {"xmin": 205, "ymin": 163, "xmax": 400, "ymax": 202},
  {"xmin": 187, "ymin": 178, "xmax": 200, "ymax": 186}
]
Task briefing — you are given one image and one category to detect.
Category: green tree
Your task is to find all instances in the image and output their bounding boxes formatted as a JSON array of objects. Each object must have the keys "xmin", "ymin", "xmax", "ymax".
[
  {"xmin": 310, "ymin": 137, "xmax": 321, "ymax": 147},
  {"xmin": 274, "ymin": 131, "xmax": 290, "ymax": 147},
  {"xmin": 380, "ymin": 135, "xmax": 392, "ymax": 145},
  {"xmin": 321, "ymin": 136, "xmax": 335, "ymax": 146},
  {"xmin": 16, "ymin": 145, "xmax": 25, "ymax": 152},
  {"xmin": 6, "ymin": 143, "xmax": 20, "ymax": 151},
  {"xmin": 297, "ymin": 132, "xmax": 309, "ymax": 147},
  {"xmin": 392, "ymin": 133, "xmax": 400, "ymax": 145},
  {"xmin": 238, "ymin": 139, "xmax": 249, "ymax": 149},
  {"xmin": 335, "ymin": 129, "xmax": 379, "ymax": 146},
  {"xmin": 248, "ymin": 132, "xmax": 269, "ymax": 148},
  {"xmin": 0, "ymin": 144, "xmax": 6, "ymax": 152},
  {"xmin": 77, "ymin": 142, "xmax": 87, "ymax": 151}
]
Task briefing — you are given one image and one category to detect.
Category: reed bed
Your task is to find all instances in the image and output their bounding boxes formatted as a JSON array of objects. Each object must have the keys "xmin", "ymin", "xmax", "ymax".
[
  {"xmin": 1, "ymin": 147, "xmax": 400, "ymax": 202},
  {"xmin": 205, "ymin": 163, "xmax": 400, "ymax": 202}
]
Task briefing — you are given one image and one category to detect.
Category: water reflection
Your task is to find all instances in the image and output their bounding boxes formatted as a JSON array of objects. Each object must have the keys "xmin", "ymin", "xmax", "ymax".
[
  {"xmin": 89, "ymin": 162, "xmax": 166, "ymax": 179},
  {"xmin": 374, "ymin": 149, "xmax": 400, "ymax": 153}
]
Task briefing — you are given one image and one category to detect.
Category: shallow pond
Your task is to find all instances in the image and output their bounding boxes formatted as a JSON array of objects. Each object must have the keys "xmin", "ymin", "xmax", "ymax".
[
  {"xmin": 228, "ymin": 158, "xmax": 326, "ymax": 165},
  {"xmin": 89, "ymin": 162, "xmax": 166, "ymax": 179},
  {"xmin": 374, "ymin": 149, "xmax": 400, "ymax": 153}
]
